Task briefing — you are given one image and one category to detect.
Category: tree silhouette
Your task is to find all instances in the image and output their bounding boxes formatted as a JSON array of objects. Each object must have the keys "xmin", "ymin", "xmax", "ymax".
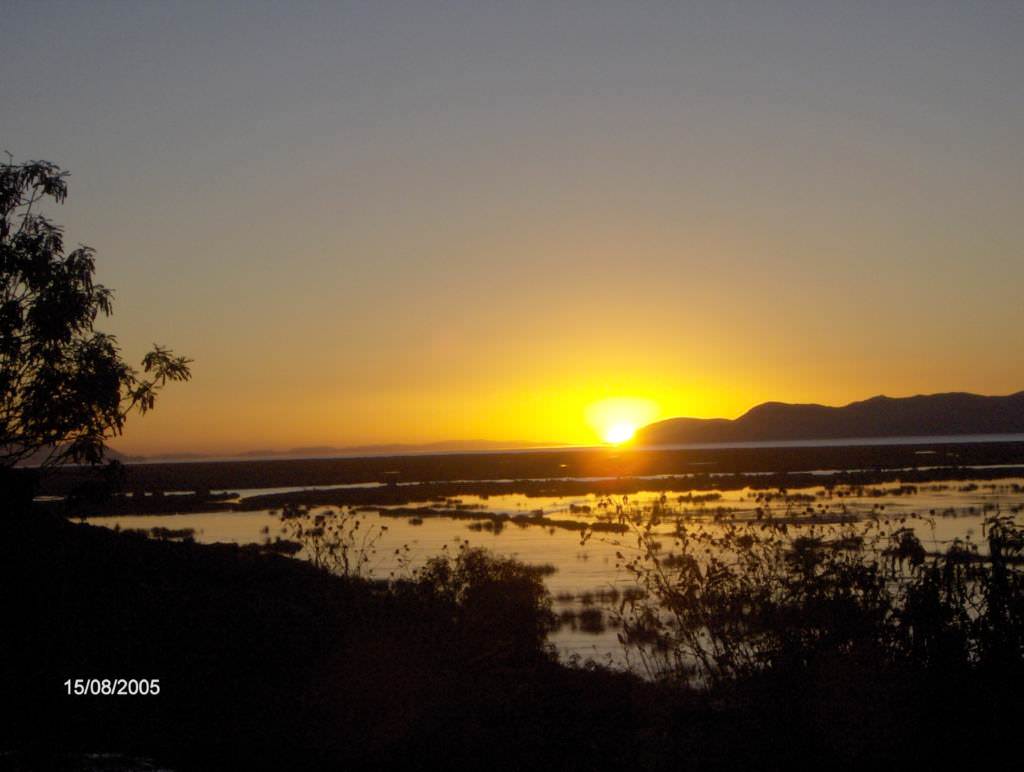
[{"xmin": 0, "ymin": 157, "xmax": 191, "ymax": 467}]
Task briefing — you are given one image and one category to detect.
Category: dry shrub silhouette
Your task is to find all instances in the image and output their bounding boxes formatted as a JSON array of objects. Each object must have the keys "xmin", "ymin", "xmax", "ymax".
[
  {"xmin": 276, "ymin": 502, "xmax": 389, "ymax": 577},
  {"xmin": 603, "ymin": 503, "xmax": 1024, "ymax": 687}
]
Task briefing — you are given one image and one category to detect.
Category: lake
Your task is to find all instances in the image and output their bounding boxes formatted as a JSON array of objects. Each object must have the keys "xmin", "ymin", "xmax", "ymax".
[{"xmin": 87, "ymin": 476, "xmax": 1024, "ymax": 666}]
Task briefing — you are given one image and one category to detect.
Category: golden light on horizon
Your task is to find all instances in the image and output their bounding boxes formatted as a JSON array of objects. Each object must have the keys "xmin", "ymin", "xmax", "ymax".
[
  {"xmin": 604, "ymin": 422, "xmax": 636, "ymax": 445},
  {"xmin": 585, "ymin": 397, "xmax": 661, "ymax": 446}
]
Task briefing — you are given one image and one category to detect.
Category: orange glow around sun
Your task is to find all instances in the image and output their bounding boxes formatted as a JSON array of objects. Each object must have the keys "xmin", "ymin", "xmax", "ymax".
[{"xmin": 585, "ymin": 397, "xmax": 661, "ymax": 445}]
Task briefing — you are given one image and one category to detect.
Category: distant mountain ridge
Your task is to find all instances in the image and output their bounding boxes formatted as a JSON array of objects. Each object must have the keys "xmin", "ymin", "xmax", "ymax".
[
  {"xmin": 635, "ymin": 392, "xmax": 1024, "ymax": 446},
  {"xmin": 137, "ymin": 439, "xmax": 565, "ymax": 462}
]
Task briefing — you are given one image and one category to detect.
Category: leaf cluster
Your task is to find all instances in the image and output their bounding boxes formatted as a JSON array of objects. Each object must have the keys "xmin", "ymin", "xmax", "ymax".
[{"xmin": 0, "ymin": 157, "xmax": 190, "ymax": 467}]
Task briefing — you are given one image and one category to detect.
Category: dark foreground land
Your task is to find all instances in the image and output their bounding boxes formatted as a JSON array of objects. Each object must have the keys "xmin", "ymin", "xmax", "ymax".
[{"xmin": 3, "ymin": 502, "xmax": 1023, "ymax": 770}]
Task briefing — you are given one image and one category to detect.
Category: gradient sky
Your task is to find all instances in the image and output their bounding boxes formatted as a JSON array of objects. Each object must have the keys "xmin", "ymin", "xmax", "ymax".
[{"xmin": 3, "ymin": 1, "xmax": 1023, "ymax": 454}]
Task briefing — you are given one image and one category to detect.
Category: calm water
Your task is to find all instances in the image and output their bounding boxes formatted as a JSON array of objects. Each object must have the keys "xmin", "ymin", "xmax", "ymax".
[{"xmin": 89, "ymin": 478, "xmax": 1024, "ymax": 666}]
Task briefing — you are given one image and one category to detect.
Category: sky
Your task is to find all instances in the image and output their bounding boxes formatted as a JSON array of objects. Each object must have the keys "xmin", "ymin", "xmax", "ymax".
[{"xmin": 3, "ymin": 1, "xmax": 1023, "ymax": 454}]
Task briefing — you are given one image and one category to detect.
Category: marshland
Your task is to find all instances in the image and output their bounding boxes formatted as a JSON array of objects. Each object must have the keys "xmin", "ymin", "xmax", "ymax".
[{"xmin": 25, "ymin": 442, "xmax": 1024, "ymax": 669}]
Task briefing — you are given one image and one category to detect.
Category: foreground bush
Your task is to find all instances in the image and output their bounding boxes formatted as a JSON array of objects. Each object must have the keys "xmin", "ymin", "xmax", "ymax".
[
  {"xmin": 405, "ymin": 545, "xmax": 558, "ymax": 666},
  {"xmin": 611, "ymin": 506, "xmax": 1024, "ymax": 689}
]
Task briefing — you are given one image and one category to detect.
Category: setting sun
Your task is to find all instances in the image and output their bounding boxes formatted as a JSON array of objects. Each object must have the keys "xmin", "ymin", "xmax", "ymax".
[
  {"xmin": 604, "ymin": 422, "xmax": 636, "ymax": 444},
  {"xmin": 585, "ymin": 397, "xmax": 661, "ymax": 445}
]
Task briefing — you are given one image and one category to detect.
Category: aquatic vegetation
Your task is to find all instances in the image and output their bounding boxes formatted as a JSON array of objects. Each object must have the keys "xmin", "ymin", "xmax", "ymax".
[
  {"xmin": 114, "ymin": 524, "xmax": 196, "ymax": 542},
  {"xmin": 577, "ymin": 608, "xmax": 606, "ymax": 634},
  {"xmin": 557, "ymin": 608, "xmax": 578, "ymax": 630},
  {"xmin": 467, "ymin": 519, "xmax": 505, "ymax": 534},
  {"xmin": 147, "ymin": 526, "xmax": 196, "ymax": 541}
]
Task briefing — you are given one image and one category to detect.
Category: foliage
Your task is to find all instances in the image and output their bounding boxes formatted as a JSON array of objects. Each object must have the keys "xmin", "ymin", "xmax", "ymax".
[
  {"xmin": 606, "ymin": 503, "xmax": 1024, "ymax": 687},
  {"xmin": 0, "ymin": 157, "xmax": 191, "ymax": 467}
]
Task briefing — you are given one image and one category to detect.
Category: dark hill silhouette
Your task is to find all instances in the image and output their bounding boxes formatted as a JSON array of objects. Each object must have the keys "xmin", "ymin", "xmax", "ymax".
[{"xmin": 635, "ymin": 391, "xmax": 1024, "ymax": 446}]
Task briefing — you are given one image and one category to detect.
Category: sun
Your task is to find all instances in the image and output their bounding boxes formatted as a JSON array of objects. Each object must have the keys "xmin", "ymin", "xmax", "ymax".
[
  {"xmin": 604, "ymin": 422, "xmax": 636, "ymax": 445},
  {"xmin": 585, "ymin": 397, "xmax": 660, "ymax": 446}
]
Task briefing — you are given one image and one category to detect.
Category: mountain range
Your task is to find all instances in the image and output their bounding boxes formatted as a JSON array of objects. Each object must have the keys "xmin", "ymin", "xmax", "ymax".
[{"xmin": 634, "ymin": 391, "xmax": 1024, "ymax": 446}]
